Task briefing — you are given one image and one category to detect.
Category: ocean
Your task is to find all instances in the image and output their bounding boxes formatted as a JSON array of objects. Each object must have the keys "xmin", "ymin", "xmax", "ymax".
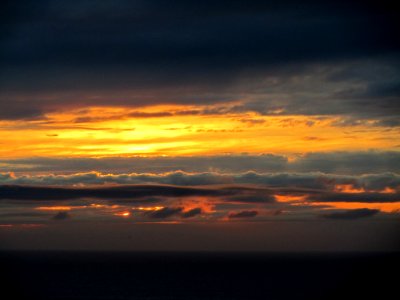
[{"xmin": 1, "ymin": 251, "xmax": 397, "ymax": 300}]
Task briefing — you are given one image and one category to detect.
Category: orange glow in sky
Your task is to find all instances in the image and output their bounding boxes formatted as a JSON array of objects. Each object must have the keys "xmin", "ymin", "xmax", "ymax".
[
  {"xmin": 0, "ymin": 105, "xmax": 399, "ymax": 158},
  {"xmin": 312, "ymin": 202, "xmax": 400, "ymax": 213},
  {"xmin": 36, "ymin": 204, "xmax": 121, "ymax": 211},
  {"xmin": 334, "ymin": 185, "xmax": 397, "ymax": 194},
  {"xmin": 36, "ymin": 206, "xmax": 74, "ymax": 211},
  {"xmin": 114, "ymin": 211, "xmax": 131, "ymax": 217},
  {"xmin": 275, "ymin": 194, "xmax": 309, "ymax": 203},
  {"xmin": 135, "ymin": 206, "xmax": 164, "ymax": 211}
]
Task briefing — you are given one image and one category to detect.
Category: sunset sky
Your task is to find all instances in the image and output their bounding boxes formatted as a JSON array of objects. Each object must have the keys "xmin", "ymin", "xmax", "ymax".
[{"xmin": 0, "ymin": 0, "xmax": 399, "ymax": 251}]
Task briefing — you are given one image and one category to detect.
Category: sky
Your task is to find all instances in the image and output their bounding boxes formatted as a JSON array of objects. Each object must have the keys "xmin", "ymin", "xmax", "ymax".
[{"xmin": 0, "ymin": 0, "xmax": 399, "ymax": 251}]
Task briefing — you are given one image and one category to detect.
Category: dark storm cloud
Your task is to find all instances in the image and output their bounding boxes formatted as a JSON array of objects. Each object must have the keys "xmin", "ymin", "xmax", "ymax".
[
  {"xmin": 228, "ymin": 210, "xmax": 258, "ymax": 219},
  {"xmin": 0, "ymin": 1, "xmax": 399, "ymax": 120},
  {"xmin": 321, "ymin": 208, "xmax": 379, "ymax": 220},
  {"xmin": 1, "ymin": 151, "xmax": 399, "ymax": 174},
  {"xmin": 3, "ymin": 1, "xmax": 397, "ymax": 69}
]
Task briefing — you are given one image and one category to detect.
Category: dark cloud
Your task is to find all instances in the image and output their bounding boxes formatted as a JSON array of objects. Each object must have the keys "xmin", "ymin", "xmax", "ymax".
[
  {"xmin": 181, "ymin": 208, "xmax": 202, "ymax": 218},
  {"xmin": 321, "ymin": 208, "xmax": 379, "ymax": 220},
  {"xmin": 0, "ymin": 1, "xmax": 399, "ymax": 120},
  {"xmin": 111, "ymin": 196, "xmax": 164, "ymax": 206},
  {"xmin": 228, "ymin": 210, "xmax": 258, "ymax": 219},
  {"xmin": 3, "ymin": 1, "xmax": 396, "ymax": 70},
  {"xmin": 227, "ymin": 59, "xmax": 400, "ymax": 123},
  {"xmin": 145, "ymin": 207, "xmax": 183, "ymax": 219},
  {"xmin": 73, "ymin": 111, "xmax": 173, "ymax": 123},
  {"xmin": 226, "ymin": 195, "xmax": 275, "ymax": 204},
  {"xmin": 0, "ymin": 184, "xmax": 238, "ymax": 201},
  {"xmin": 0, "ymin": 106, "xmax": 45, "ymax": 120},
  {"xmin": 308, "ymin": 192, "xmax": 400, "ymax": 203},
  {"xmin": 2, "ymin": 180, "xmax": 397, "ymax": 210},
  {"xmin": 238, "ymin": 118, "xmax": 266, "ymax": 125},
  {"xmin": 52, "ymin": 211, "xmax": 71, "ymax": 220}
]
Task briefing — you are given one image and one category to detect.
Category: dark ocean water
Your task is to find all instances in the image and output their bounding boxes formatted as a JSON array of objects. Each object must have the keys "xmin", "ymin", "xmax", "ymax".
[{"xmin": 1, "ymin": 251, "xmax": 398, "ymax": 300}]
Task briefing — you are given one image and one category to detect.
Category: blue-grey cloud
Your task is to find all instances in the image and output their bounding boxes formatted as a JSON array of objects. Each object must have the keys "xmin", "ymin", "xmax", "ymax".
[
  {"xmin": 1, "ymin": 152, "xmax": 399, "ymax": 174},
  {"xmin": 1, "ymin": 170, "xmax": 399, "ymax": 192}
]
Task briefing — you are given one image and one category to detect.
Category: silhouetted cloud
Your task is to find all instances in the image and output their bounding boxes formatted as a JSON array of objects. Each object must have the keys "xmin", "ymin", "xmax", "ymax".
[
  {"xmin": 322, "ymin": 208, "xmax": 379, "ymax": 220},
  {"xmin": 145, "ymin": 207, "xmax": 183, "ymax": 219},
  {"xmin": 181, "ymin": 208, "xmax": 202, "ymax": 218},
  {"xmin": 228, "ymin": 210, "xmax": 258, "ymax": 219},
  {"xmin": 307, "ymin": 192, "xmax": 400, "ymax": 203},
  {"xmin": 0, "ymin": 184, "xmax": 236, "ymax": 201},
  {"xmin": 226, "ymin": 195, "xmax": 275, "ymax": 203}
]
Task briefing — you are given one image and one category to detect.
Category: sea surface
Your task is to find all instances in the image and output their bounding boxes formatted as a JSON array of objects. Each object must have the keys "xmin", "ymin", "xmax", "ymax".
[{"xmin": 1, "ymin": 251, "xmax": 397, "ymax": 300}]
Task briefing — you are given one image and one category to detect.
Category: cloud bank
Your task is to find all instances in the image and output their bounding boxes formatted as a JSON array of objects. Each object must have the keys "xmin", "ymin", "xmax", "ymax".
[{"xmin": 1, "ymin": 170, "xmax": 399, "ymax": 192}]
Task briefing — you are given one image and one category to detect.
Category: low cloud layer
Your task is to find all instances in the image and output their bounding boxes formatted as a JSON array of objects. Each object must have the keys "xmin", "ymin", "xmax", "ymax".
[
  {"xmin": 1, "ymin": 175, "xmax": 399, "ymax": 205},
  {"xmin": 0, "ymin": 181, "xmax": 398, "ymax": 224},
  {"xmin": 0, "ymin": 184, "xmax": 236, "ymax": 201}
]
